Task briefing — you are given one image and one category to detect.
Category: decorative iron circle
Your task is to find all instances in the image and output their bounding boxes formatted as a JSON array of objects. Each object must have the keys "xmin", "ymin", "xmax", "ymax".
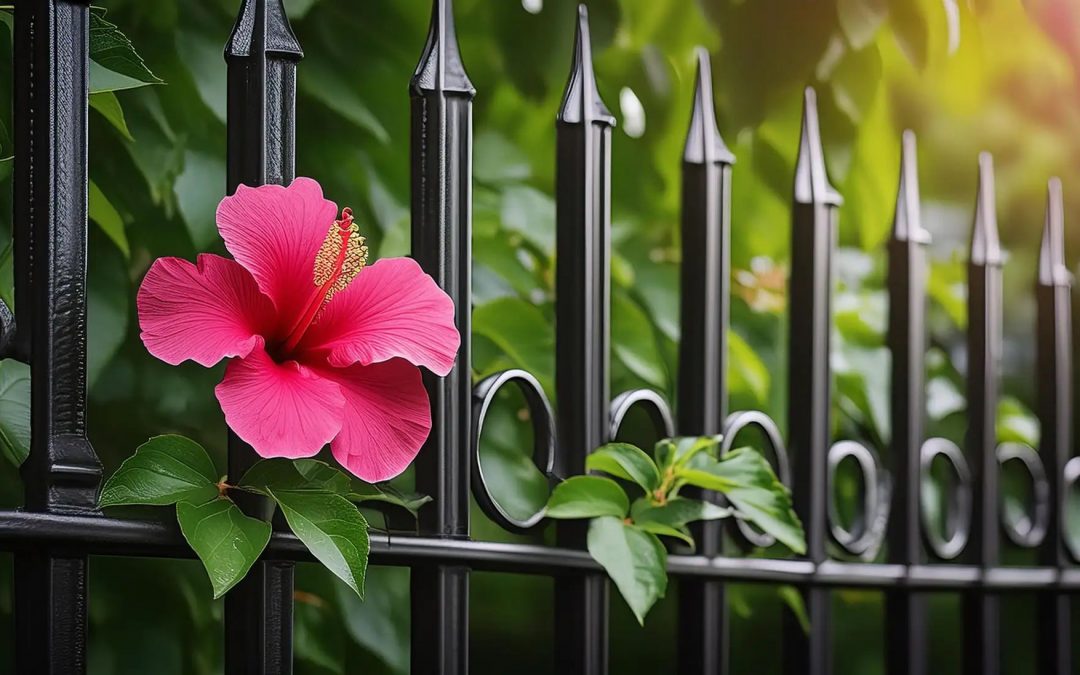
[
  {"xmin": 919, "ymin": 437, "xmax": 973, "ymax": 560},
  {"xmin": 719, "ymin": 410, "xmax": 791, "ymax": 550},
  {"xmin": 826, "ymin": 440, "xmax": 890, "ymax": 560},
  {"xmin": 996, "ymin": 442, "xmax": 1050, "ymax": 549},
  {"xmin": 608, "ymin": 388, "xmax": 675, "ymax": 442},
  {"xmin": 471, "ymin": 369, "xmax": 557, "ymax": 533},
  {"xmin": 1062, "ymin": 457, "xmax": 1080, "ymax": 563}
]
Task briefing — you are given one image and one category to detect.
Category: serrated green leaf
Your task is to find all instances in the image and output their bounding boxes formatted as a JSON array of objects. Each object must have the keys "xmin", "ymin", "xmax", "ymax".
[
  {"xmin": 586, "ymin": 443, "xmax": 661, "ymax": 492},
  {"xmin": 240, "ymin": 458, "xmax": 352, "ymax": 495},
  {"xmin": 176, "ymin": 498, "xmax": 271, "ymax": 599},
  {"xmin": 587, "ymin": 516, "xmax": 667, "ymax": 625},
  {"xmin": 88, "ymin": 9, "xmax": 162, "ymax": 92},
  {"xmin": 89, "ymin": 179, "xmax": 129, "ymax": 257},
  {"xmin": 678, "ymin": 448, "xmax": 805, "ymax": 554},
  {"xmin": 99, "ymin": 435, "xmax": 219, "ymax": 508},
  {"xmin": 270, "ymin": 489, "xmax": 369, "ymax": 598},
  {"xmin": 545, "ymin": 476, "xmax": 629, "ymax": 519},
  {"xmin": 631, "ymin": 497, "xmax": 732, "ymax": 529},
  {"xmin": 0, "ymin": 359, "xmax": 30, "ymax": 469}
]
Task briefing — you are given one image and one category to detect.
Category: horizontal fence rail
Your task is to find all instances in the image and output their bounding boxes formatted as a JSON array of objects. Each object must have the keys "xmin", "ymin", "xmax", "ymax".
[{"xmin": 1, "ymin": 0, "xmax": 1077, "ymax": 674}]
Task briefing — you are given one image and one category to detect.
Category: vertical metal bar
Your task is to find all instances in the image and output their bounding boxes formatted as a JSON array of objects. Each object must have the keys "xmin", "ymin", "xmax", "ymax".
[
  {"xmin": 884, "ymin": 132, "xmax": 930, "ymax": 675},
  {"xmin": 12, "ymin": 1, "xmax": 100, "ymax": 672},
  {"xmin": 1035, "ymin": 178, "xmax": 1071, "ymax": 675},
  {"xmin": 555, "ymin": 6, "xmax": 614, "ymax": 674},
  {"xmin": 676, "ymin": 47, "xmax": 735, "ymax": 675},
  {"xmin": 409, "ymin": 1, "xmax": 474, "ymax": 672},
  {"xmin": 224, "ymin": 2, "xmax": 302, "ymax": 672},
  {"xmin": 961, "ymin": 153, "xmax": 1002, "ymax": 675},
  {"xmin": 783, "ymin": 88, "xmax": 839, "ymax": 675}
]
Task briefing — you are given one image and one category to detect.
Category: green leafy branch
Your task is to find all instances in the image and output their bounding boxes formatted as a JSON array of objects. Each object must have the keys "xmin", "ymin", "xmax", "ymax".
[
  {"xmin": 544, "ymin": 437, "xmax": 805, "ymax": 624},
  {"xmin": 98, "ymin": 435, "xmax": 428, "ymax": 599}
]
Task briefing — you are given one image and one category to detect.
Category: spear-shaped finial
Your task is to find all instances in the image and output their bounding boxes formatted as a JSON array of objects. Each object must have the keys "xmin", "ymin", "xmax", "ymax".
[
  {"xmin": 892, "ymin": 130, "xmax": 930, "ymax": 244},
  {"xmin": 971, "ymin": 152, "xmax": 1003, "ymax": 266},
  {"xmin": 794, "ymin": 87, "xmax": 841, "ymax": 206},
  {"xmin": 226, "ymin": 0, "xmax": 302, "ymax": 59},
  {"xmin": 1039, "ymin": 177, "xmax": 1070, "ymax": 286},
  {"xmin": 411, "ymin": 0, "xmax": 475, "ymax": 96},
  {"xmin": 683, "ymin": 47, "xmax": 734, "ymax": 165},
  {"xmin": 557, "ymin": 5, "xmax": 615, "ymax": 126}
]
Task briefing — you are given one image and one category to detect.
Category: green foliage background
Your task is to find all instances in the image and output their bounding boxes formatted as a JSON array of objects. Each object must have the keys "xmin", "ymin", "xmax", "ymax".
[{"xmin": 2, "ymin": 0, "xmax": 1080, "ymax": 672}]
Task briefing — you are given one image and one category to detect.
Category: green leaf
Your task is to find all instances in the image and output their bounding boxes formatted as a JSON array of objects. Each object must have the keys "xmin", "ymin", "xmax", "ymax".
[
  {"xmin": 632, "ymin": 521, "xmax": 694, "ymax": 547},
  {"xmin": 98, "ymin": 435, "xmax": 220, "ymax": 508},
  {"xmin": 586, "ymin": 443, "xmax": 661, "ymax": 492},
  {"xmin": 270, "ymin": 489, "xmax": 369, "ymax": 598},
  {"xmin": 0, "ymin": 359, "xmax": 30, "ymax": 469},
  {"xmin": 89, "ymin": 91, "xmax": 135, "ymax": 142},
  {"xmin": 587, "ymin": 516, "xmax": 667, "ymax": 625},
  {"xmin": 671, "ymin": 436, "xmax": 721, "ymax": 468},
  {"xmin": 545, "ymin": 476, "xmax": 629, "ymax": 519},
  {"xmin": 240, "ymin": 458, "xmax": 352, "ymax": 495},
  {"xmin": 778, "ymin": 585, "xmax": 811, "ymax": 634},
  {"xmin": 631, "ymin": 497, "xmax": 732, "ymax": 529},
  {"xmin": 612, "ymin": 291, "xmax": 668, "ymax": 389},
  {"xmin": 678, "ymin": 448, "xmax": 806, "ymax": 554},
  {"xmin": 176, "ymin": 498, "xmax": 271, "ymax": 599},
  {"xmin": 838, "ymin": 0, "xmax": 888, "ymax": 49},
  {"xmin": 88, "ymin": 9, "xmax": 162, "ymax": 92},
  {"xmin": 472, "ymin": 297, "xmax": 554, "ymax": 394},
  {"xmin": 300, "ymin": 62, "xmax": 390, "ymax": 144},
  {"xmin": 728, "ymin": 331, "xmax": 770, "ymax": 406},
  {"xmin": 88, "ymin": 179, "xmax": 129, "ymax": 257},
  {"xmin": 348, "ymin": 484, "xmax": 432, "ymax": 517}
]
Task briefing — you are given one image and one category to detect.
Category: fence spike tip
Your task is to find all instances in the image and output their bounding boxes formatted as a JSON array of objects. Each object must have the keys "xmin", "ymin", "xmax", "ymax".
[
  {"xmin": 683, "ymin": 47, "xmax": 734, "ymax": 165},
  {"xmin": 1039, "ymin": 177, "xmax": 1069, "ymax": 286},
  {"xmin": 226, "ymin": 0, "xmax": 303, "ymax": 60},
  {"xmin": 557, "ymin": 4, "xmax": 615, "ymax": 126},
  {"xmin": 892, "ymin": 130, "xmax": 929, "ymax": 244},
  {"xmin": 794, "ymin": 87, "xmax": 841, "ymax": 206},
  {"xmin": 411, "ymin": 0, "xmax": 475, "ymax": 96},
  {"xmin": 970, "ymin": 152, "xmax": 1003, "ymax": 266}
]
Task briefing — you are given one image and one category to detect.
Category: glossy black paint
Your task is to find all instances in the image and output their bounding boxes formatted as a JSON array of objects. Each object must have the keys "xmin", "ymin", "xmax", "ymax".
[
  {"xmin": 224, "ymin": 1, "xmax": 302, "ymax": 672},
  {"xmin": 410, "ymin": 0, "xmax": 474, "ymax": 672}
]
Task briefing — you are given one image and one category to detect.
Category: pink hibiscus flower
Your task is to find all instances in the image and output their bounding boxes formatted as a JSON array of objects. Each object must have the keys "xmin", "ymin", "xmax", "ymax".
[{"xmin": 137, "ymin": 178, "xmax": 459, "ymax": 482}]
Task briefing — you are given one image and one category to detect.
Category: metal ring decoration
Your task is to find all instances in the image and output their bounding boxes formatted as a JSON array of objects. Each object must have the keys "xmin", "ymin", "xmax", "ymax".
[
  {"xmin": 608, "ymin": 388, "xmax": 675, "ymax": 442},
  {"xmin": 719, "ymin": 410, "xmax": 792, "ymax": 550},
  {"xmin": 826, "ymin": 440, "xmax": 891, "ymax": 560},
  {"xmin": 471, "ymin": 369, "xmax": 558, "ymax": 534},
  {"xmin": 995, "ymin": 442, "xmax": 1050, "ymax": 549},
  {"xmin": 1062, "ymin": 457, "xmax": 1080, "ymax": 562},
  {"xmin": 919, "ymin": 437, "xmax": 973, "ymax": 560}
]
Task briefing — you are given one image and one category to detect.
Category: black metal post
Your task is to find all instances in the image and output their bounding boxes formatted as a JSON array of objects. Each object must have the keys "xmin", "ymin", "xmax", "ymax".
[
  {"xmin": 677, "ymin": 47, "xmax": 735, "ymax": 675},
  {"xmin": 410, "ymin": 0, "xmax": 474, "ymax": 672},
  {"xmin": 884, "ymin": 132, "xmax": 930, "ymax": 675},
  {"xmin": 12, "ymin": 1, "xmax": 101, "ymax": 672},
  {"xmin": 555, "ymin": 6, "xmax": 614, "ymax": 673},
  {"xmin": 961, "ymin": 153, "xmax": 1002, "ymax": 675},
  {"xmin": 1035, "ymin": 178, "xmax": 1072, "ymax": 675},
  {"xmin": 224, "ymin": 2, "xmax": 302, "ymax": 672},
  {"xmin": 783, "ymin": 88, "xmax": 839, "ymax": 675}
]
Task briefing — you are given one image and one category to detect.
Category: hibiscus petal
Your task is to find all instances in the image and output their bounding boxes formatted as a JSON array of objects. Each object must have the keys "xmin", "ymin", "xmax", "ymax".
[
  {"xmin": 216, "ymin": 177, "xmax": 339, "ymax": 329},
  {"xmin": 300, "ymin": 257, "xmax": 460, "ymax": 376},
  {"xmin": 320, "ymin": 359, "xmax": 431, "ymax": 483},
  {"xmin": 216, "ymin": 346, "xmax": 346, "ymax": 459},
  {"xmin": 137, "ymin": 254, "xmax": 275, "ymax": 367}
]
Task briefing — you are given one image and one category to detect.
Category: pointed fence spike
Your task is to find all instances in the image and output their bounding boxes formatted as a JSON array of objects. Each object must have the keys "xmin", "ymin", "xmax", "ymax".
[
  {"xmin": 892, "ymin": 130, "xmax": 930, "ymax": 244},
  {"xmin": 971, "ymin": 152, "xmax": 1003, "ymax": 266},
  {"xmin": 1039, "ymin": 177, "xmax": 1069, "ymax": 287},
  {"xmin": 794, "ymin": 87, "xmax": 841, "ymax": 206},
  {"xmin": 557, "ymin": 4, "xmax": 615, "ymax": 127},
  {"xmin": 412, "ymin": 0, "xmax": 475, "ymax": 95},
  {"xmin": 683, "ymin": 47, "xmax": 734, "ymax": 165},
  {"xmin": 226, "ymin": 0, "xmax": 303, "ymax": 59}
]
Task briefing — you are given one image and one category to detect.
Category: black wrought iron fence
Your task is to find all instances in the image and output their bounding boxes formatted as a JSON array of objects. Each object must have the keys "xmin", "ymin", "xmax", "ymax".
[{"xmin": 0, "ymin": 1, "xmax": 1075, "ymax": 674}]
